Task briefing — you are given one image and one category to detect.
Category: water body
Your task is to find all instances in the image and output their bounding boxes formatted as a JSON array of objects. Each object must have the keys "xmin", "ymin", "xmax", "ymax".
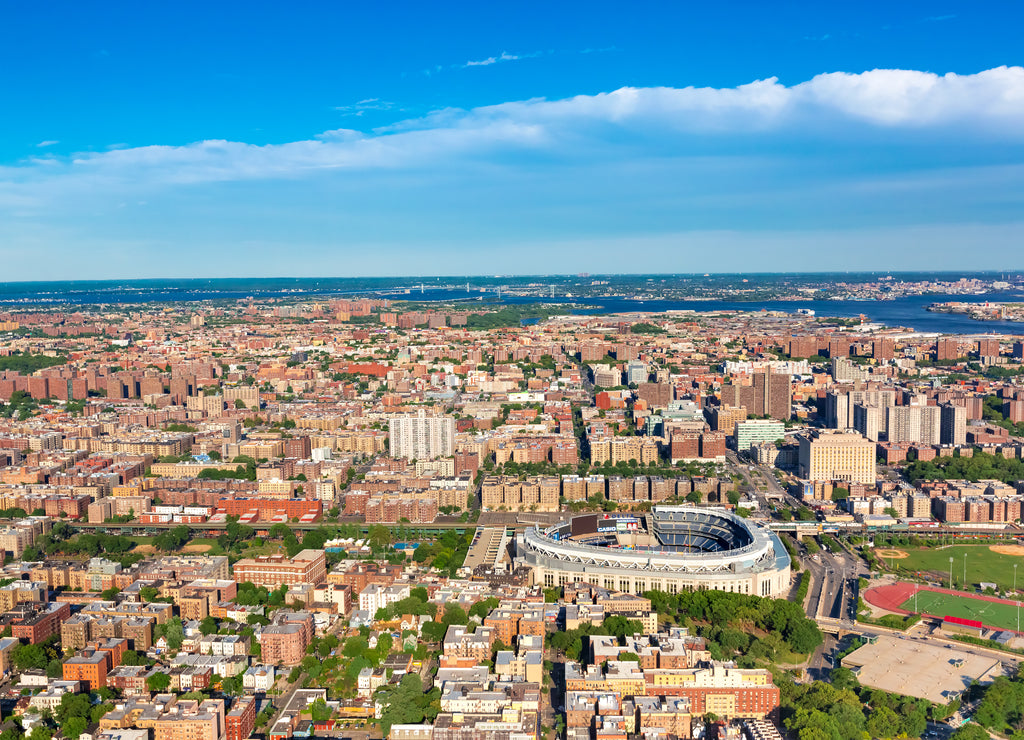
[
  {"xmin": 498, "ymin": 293, "xmax": 1024, "ymax": 335},
  {"xmin": 386, "ymin": 289, "xmax": 1024, "ymax": 335},
  {"xmin": 0, "ymin": 278, "xmax": 1021, "ymax": 336}
]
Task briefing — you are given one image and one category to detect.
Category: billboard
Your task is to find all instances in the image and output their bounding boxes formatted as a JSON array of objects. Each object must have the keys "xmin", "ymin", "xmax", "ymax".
[{"xmin": 570, "ymin": 514, "xmax": 600, "ymax": 537}]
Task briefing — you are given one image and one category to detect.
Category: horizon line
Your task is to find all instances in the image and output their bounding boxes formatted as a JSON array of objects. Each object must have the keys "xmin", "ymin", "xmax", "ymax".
[{"xmin": 2, "ymin": 269, "xmax": 1023, "ymax": 287}]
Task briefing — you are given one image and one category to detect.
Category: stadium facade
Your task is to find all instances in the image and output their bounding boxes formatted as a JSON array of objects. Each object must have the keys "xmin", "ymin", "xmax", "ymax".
[{"xmin": 515, "ymin": 506, "xmax": 791, "ymax": 597}]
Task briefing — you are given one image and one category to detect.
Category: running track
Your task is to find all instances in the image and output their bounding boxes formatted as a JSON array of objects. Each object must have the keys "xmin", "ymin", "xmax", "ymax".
[{"xmin": 864, "ymin": 582, "xmax": 1024, "ymax": 635}]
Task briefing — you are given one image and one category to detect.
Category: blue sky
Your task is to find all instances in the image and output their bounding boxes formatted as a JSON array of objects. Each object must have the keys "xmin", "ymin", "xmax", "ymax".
[{"xmin": 1, "ymin": 1, "xmax": 1022, "ymax": 279}]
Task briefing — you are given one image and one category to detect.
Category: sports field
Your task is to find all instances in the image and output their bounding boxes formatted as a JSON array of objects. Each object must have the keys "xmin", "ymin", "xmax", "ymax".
[
  {"xmin": 879, "ymin": 543, "xmax": 1024, "ymax": 592},
  {"xmin": 899, "ymin": 589, "xmax": 1022, "ymax": 632}
]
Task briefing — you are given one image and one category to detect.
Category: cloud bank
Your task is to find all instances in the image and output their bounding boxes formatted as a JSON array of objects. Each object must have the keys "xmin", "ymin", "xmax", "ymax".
[
  {"xmin": 6, "ymin": 67, "xmax": 1023, "ymax": 186},
  {"xmin": 1, "ymin": 67, "xmax": 1023, "ymax": 278}
]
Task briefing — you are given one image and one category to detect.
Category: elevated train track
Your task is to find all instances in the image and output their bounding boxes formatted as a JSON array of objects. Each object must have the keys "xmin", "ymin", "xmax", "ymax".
[{"xmin": 63, "ymin": 517, "xmax": 1020, "ymax": 540}]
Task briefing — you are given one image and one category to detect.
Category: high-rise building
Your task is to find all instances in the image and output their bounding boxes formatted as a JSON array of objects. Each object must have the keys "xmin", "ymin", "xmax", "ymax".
[
  {"xmin": 935, "ymin": 338, "xmax": 961, "ymax": 361},
  {"xmin": 1005, "ymin": 400, "xmax": 1024, "ymax": 424},
  {"xmin": 734, "ymin": 420, "xmax": 785, "ymax": 451},
  {"xmin": 388, "ymin": 410, "xmax": 455, "ymax": 461},
  {"xmin": 830, "ymin": 358, "xmax": 867, "ymax": 383},
  {"xmin": 853, "ymin": 403, "xmax": 885, "ymax": 442},
  {"xmin": 709, "ymin": 405, "xmax": 748, "ymax": 435},
  {"xmin": 885, "ymin": 406, "xmax": 941, "ymax": 445},
  {"xmin": 828, "ymin": 338, "xmax": 850, "ymax": 358},
  {"xmin": 755, "ymin": 371, "xmax": 792, "ymax": 421},
  {"xmin": 798, "ymin": 431, "xmax": 876, "ymax": 484},
  {"xmin": 872, "ymin": 339, "xmax": 895, "ymax": 361},
  {"xmin": 826, "ymin": 389, "xmax": 896, "ymax": 430},
  {"xmin": 787, "ymin": 336, "xmax": 817, "ymax": 358},
  {"xmin": 722, "ymin": 371, "xmax": 790, "ymax": 421},
  {"xmin": 976, "ymin": 338, "xmax": 1000, "ymax": 359},
  {"xmin": 940, "ymin": 403, "xmax": 967, "ymax": 446},
  {"xmin": 626, "ymin": 361, "xmax": 649, "ymax": 385}
]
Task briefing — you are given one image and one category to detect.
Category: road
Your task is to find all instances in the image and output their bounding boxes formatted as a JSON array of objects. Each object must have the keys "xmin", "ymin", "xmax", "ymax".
[
  {"xmin": 797, "ymin": 539, "xmax": 870, "ymax": 677},
  {"xmin": 816, "ymin": 616, "xmax": 1024, "ymax": 665}
]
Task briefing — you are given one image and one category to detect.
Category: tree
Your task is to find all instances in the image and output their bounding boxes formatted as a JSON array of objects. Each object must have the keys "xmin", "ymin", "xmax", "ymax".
[
  {"xmin": 829, "ymin": 666, "xmax": 857, "ymax": 691},
  {"xmin": 199, "ymin": 616, "xmax": 219, "ymax": 635},
  {"xmin": 154, "ymin": 616, "xmax": 184, "ymax": 649},
  {"xmin": 469, "ymin": 597, "xmax": 499, "ymax": 620},
  {"xmin": 63, "ymin": 717, "xmax": 89, "ymax": 740},
  {"xmin": 12, "ymin": 642, "xmax": 48, "ymax": 671},
  {"xmin": 441, "ymin": 604, "xmax": 468, "ymax": 626},
  {"xmin": 147, "ymin": 672, "xmax": 172, "ymax": 692},
  {"xmin": 787, "ymin": 618, "xmax": 824, "ymax": 654},
  {"xmin": 951, "ymin": 724, "xmax": 991, "ymax": 740},
  {"xmin": 221, "ymin": 674, "xmax": 243, "ymax": 696},
  {"xmin": 368, "ymin": 525, "xmax": 393, "ymax": 549},
  {"xmin": 309, "ymin": 698, "xmax": 332, "ymax": 722},
  {"xmin": 57, "ymin": 692, "xmax": 92, "ymax": 724},
  {"xmin": 140, "ymin": 586, "xmax": 159, "ymax": 602},
  {"xmin": 866, "ymin": 707, "xmax": 901, "ymax": 739},
  {"xmin": 121, "ymin": 650, "xmax": 145, "ymax": 666},
  {"xmin": 376, "ymin": 672, "xmax": 439, "ymax": 736},
  {"xmin": 268, "ymin": 523, "xmax": 291, "ymax": 539}
]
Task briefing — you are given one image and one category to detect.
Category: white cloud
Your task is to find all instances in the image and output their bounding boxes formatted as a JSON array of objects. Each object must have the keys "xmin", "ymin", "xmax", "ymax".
[
  {"xmin": 792, "ymin": 66, "xmax": 1024, "ymax": 126},
  {"xmin": 333, "ymin": 98, "xmax": 399, "ymax": 116},
  {"xmin": 464, "ymin": 51, "xmax": 522, "ymax": 67},
  {"xmin": 36, "ymin": 140, "xmax": 59, "ymax": 147},
  {"xmin": 4, "ymin": 67, "xmax": 1024, "ymax": 194}
]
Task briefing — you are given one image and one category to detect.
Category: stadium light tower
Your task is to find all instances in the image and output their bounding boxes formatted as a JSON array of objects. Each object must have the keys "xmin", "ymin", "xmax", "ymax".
[
  {"xmin": 949, "ymin": 556, "xmax": 954, "ymax": 589},
  {"xmin": 963, "ymin": 553, "xmax": 968, "ymax": 588}
]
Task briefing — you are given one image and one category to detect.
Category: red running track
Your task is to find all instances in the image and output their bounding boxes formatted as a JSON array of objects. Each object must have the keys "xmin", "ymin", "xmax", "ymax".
[{"xmin": 863, "ymin": 582, "xmax": 1024, "ymax": 634}]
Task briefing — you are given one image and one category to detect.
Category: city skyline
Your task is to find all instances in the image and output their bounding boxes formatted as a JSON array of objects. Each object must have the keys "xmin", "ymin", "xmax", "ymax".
[{"xmin": 2, "ymin": 2, "xmax": 1023, "ymax": 278}]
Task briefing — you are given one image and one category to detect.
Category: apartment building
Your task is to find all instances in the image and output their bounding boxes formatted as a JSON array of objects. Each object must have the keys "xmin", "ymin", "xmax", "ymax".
[
  {"xmin": 232, "ymin": 550, "xmax": 326, "ymax": 587},
  {"xmin": 388, "ymin": 411, "xmax": 455, "ymax": 461},
  {"xmin": 798, "ymin": 431, "xmax": 876, "ymax": 484}
]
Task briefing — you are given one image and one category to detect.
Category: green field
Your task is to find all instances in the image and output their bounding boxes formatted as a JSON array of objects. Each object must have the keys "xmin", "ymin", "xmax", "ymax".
[
  {"xmin": 882, "ymin": 544, "xmax": 1024, "ymax": 592},
  {"xmin": 899, "ymin": 590, "xmax": 1022, "ymax": 632}
]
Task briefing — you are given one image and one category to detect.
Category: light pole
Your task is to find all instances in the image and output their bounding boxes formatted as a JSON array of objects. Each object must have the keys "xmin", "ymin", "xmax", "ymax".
[
  {"xmin": 949, "ymin": 557, "xmax": 954, "ymax": 590},
  {"xmin": 1014, "ymin": 563, "xmax": 1018, "ymax": 596},
  {"xmin": 963, "ymin": 553, "xmax": 968, "ymax": 589}
]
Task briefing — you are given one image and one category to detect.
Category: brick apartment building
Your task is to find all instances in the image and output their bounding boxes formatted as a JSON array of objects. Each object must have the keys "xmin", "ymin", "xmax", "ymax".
[
  {"xmin": 226, "ymin": 697, "xmax": 257, "ymax": 740},
  {"xmin": 258, "ymin": 612, "xmax": 315, "ymax": 665},
  {"xmin": 232, "ymin": 550, "xmax": 327, "ymax": 588}
]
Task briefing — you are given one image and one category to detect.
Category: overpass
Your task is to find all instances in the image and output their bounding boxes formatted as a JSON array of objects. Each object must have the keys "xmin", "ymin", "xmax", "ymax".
[
  {"xmin": 768, "ymin": 521, "xmax": 1019, "ymax": 537},
  {"xmin": 768, "ymin": 521, "xmax": 825, "ymax": 536}
]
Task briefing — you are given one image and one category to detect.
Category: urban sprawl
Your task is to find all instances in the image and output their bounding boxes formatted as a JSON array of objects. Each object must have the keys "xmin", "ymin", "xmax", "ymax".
[{"xmin": 0, "ymin": 295, "xmax": 1023, "ymax": 740}]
